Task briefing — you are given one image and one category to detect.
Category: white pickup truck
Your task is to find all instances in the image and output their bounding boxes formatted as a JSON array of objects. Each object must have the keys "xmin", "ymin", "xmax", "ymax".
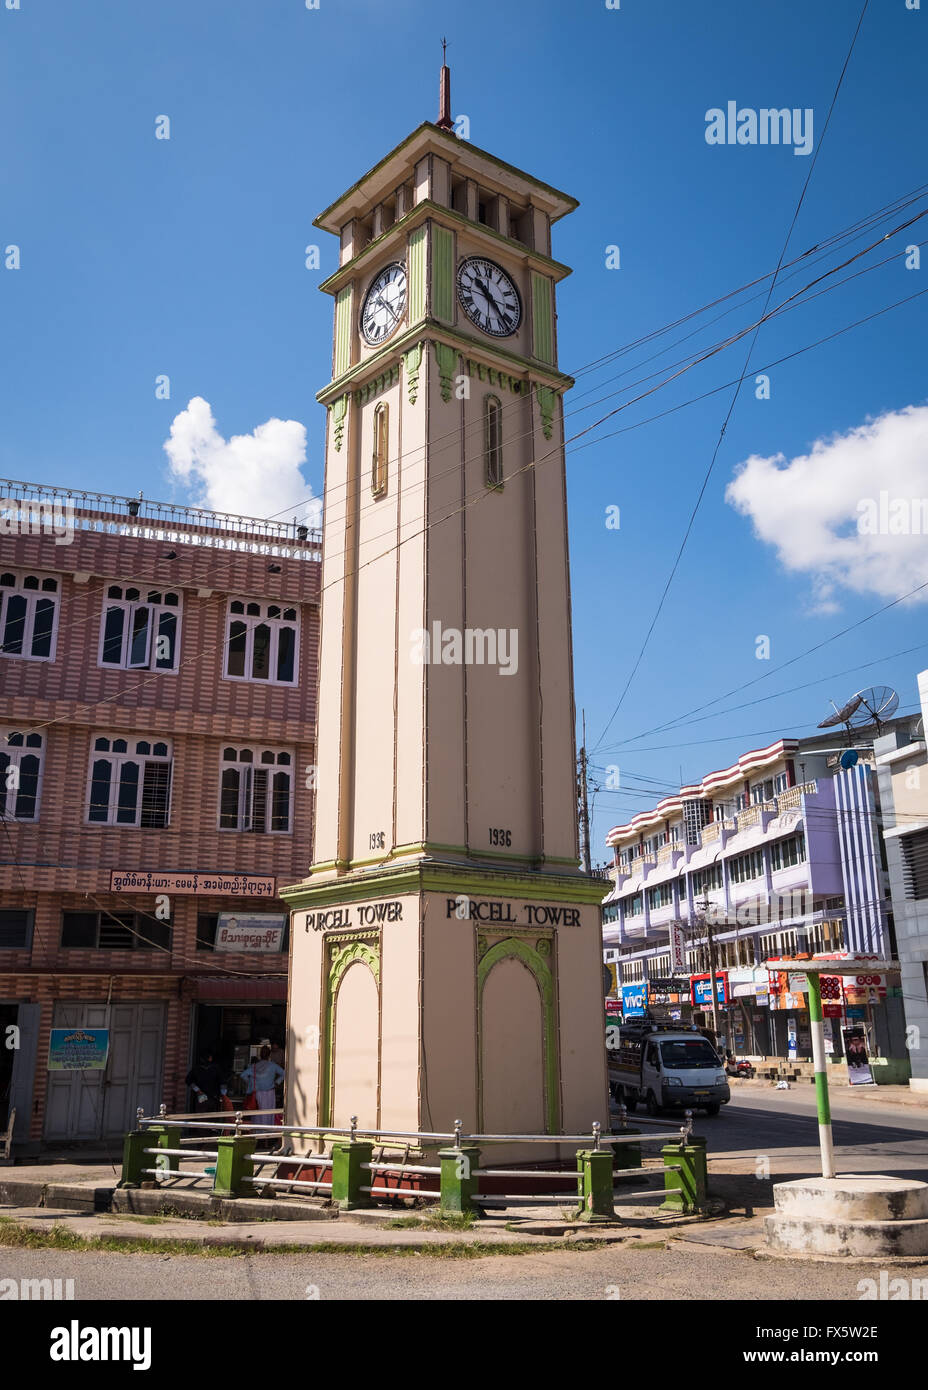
[{"xmin": 607, "ymin": 1024, "xmax": 731, "ymax": 1116}]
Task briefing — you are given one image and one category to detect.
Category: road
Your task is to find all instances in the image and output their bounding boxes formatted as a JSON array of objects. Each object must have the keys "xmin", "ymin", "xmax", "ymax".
[
  {"xmin": 1, "ymin": 1088, "xmax": 925, "ymax": 1301},
  {"xmin": 700, "ymin": 1084, "xmax": 928, "ymax": 1177},
  {"xmin": 4, "ymin": 1239, "xmax": 925, "ymax": 1302}
]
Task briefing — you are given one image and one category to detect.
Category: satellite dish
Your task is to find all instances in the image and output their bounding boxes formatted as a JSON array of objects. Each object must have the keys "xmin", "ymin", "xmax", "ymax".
[
  {"xmin": 852, "ymin": 686, "xmax": 899, "ymax": 729},
  {"xmin": 817, "ymin": 686, "xmax": 899, "ymax": 739},
  {"xmin": 818, "ymin": 694, "xmax": 863, "ymax": 729},
  {"xmin": 840, "ymin": 748, "xmax": 859, "ymax": 770}
]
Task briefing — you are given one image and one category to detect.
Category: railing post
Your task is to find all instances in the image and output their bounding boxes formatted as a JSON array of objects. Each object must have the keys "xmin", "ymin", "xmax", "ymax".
[
  {"xmin": 330, "ymin": 1138, "xmax": 374, "ymax": 1210},
  {"xmin": 661, "ymin": 1134, "xmax": 708, "ymax": 1215},
  {"xmin": 213, "ymin": 1133, "xmax": 257, "ymax": 1199},
  {"xmin": 438, "ymin": 1142, "xmax": 481, "ymax": 1215},
  {"xmin": 574, "ymin": 1147, "xmax": 616, "ymax": 1222},
  {"xmin": 119, "ymin": 1127, "xmax": 149, "ymax": 1188}
]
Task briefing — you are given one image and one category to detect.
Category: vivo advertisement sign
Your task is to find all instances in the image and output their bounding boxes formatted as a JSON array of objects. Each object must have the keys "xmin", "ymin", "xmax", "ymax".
[{"xmin": 622, "ymin": 983, "xmax": 648, "ymax": 1017}]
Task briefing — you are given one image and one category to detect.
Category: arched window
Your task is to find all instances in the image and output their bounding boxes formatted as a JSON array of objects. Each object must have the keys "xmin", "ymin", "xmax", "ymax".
[
  {"xmin": 372, "ymin": 403, "xmax": 389, "ymax": 497},
  {"xmin": 484, "ymin": 395, "xmax": 503, "ymax": 488}
]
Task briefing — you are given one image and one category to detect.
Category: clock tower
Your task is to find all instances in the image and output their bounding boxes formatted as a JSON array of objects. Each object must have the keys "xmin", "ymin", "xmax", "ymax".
[{"xmin": 282, "ymin": 69, "xmax": 610, "ymax": 1152}]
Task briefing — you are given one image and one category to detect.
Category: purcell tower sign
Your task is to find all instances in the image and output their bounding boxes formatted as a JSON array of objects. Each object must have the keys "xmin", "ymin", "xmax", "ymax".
[{"xmin": 282, "ymin": 66, "xmax": 610, "ymax": 1146}]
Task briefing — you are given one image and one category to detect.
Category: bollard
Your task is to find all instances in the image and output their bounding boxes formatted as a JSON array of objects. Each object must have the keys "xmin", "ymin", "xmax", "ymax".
[
  {"xmin": 213, "ymin": 1133, "xmax": 257, "ymax": 1199},
  {"xmin": 438, "ymin": 1144, "xmax": 481, "ymax": 1214},
  {"xmin": 330, "ymin": 1139, "xmax": 374, "ymax": 1210},
  {"xmin": 119, "ymin": 1129, "xmax": 149, "ymax": 1188},
  {"xmin": 660, "ymin": 1135, "xmax": 707, "ymax": 1215},
  {"xmin": 574, "ymin": 1149, "xmax": 616, "ymax": 1222}
]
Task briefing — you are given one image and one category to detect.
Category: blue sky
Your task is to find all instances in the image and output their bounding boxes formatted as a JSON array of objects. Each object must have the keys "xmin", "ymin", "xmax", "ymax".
[{"xmin": 2, "ymin": 0, "xmax": 927, "ymax": 859}]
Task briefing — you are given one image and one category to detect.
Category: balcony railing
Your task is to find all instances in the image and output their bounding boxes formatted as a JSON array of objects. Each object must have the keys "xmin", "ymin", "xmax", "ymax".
[
  {"xmin": 0, "ymin": 474, "xmax": 322, "ymax": 560},
  {"xmin": 776, "ymin": 780, "xmax": 817, "ymax": 812}
]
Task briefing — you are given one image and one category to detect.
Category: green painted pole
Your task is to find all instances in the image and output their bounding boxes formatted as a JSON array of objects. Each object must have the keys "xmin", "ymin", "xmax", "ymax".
[{"xmin": 806, "ymin": 971, "xmax": 835, "ymax": 1178}]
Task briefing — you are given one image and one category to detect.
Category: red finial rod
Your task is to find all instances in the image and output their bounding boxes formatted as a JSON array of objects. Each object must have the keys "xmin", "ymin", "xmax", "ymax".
[{"xmin": 437, "ymin": 37, "xmax": 453, "ymax": 131}]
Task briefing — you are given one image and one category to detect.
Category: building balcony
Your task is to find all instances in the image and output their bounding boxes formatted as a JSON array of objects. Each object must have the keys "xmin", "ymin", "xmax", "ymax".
[{"xmin": 776, "ymin": 780, "xmax": 817, "ymax": 812}]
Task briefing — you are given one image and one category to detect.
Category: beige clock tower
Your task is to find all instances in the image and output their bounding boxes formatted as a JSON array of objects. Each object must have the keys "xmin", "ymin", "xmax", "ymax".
[{"xmin": 282, "ymin": 71, "xmax": 610, "ymax": 1150}]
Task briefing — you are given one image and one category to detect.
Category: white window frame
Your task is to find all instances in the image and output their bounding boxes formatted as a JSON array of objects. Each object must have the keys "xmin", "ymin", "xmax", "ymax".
[
  {"xmin": 0, "ymin": 570, "xmax": 60, "ymax": 663},
  {"xmin": 0, "ymin": 729, "xmax": 45, "ymax": 822},
  {"xmin": 223, "ymin": 599, "xmax": 300, "ymax": 686},
  {"xmin": 218, "ymin": 746, "xmax": 294, "ymax": 834},
  {"xmin": 85, "ymin": 735, "xmax": 174, "ymax": 828},
  {"xmin": 97, "ymin": 584, "xmax": 182, "ymax": 673}
]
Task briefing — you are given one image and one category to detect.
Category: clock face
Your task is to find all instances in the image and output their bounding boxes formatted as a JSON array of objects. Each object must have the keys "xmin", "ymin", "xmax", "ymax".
[
  {"xmin": 456, "ymin": 257, "xmax": 522, "ymax": 337},
  {"xmin": 360, "ymin": 262, "xmax": 407, "ymax": 346}
]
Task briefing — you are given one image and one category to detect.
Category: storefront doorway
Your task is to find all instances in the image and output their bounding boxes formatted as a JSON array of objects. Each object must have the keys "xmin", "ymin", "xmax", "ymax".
[
  {"xmin": 43, "ymin": 1001, "xmax": 165, "ymax": 1142},
  {"xmin": 190, "ymin": 1003, "xmax": 286, "ymax": 1105}
]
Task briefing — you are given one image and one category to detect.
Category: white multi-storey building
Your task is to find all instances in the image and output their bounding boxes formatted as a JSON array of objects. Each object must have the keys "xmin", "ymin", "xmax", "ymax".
[{"xmin": 603, "ymin": 730, "xmax": 908, "ymax": 1062}]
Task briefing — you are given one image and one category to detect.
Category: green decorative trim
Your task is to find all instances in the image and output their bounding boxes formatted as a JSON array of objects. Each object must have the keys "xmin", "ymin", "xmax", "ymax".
[
  {"xmin": 330, "ymin": 394, "xmax": 349, "ymax": 452},
  {"xmin": 403, "ymin": 343, "xmax": 424, "ymax": 404},
  {"xmin": 466, "ymin": 359, "xmax": 526, "ymax": 395},
  {"xmin": 477, "ymin": 936, "xmax": 559, "ymax": 1133},
  {"xmin": 434, "ymin": 342, "xmax": 458, "ymax": 402},
  {"xmin": 408, "ymin": 225, "xmax": 427, "ymax": 323},
  {"xmin": 531, "ymin": 272, "xmax": 554, "ymax": 365},
  {"xmin": 280, "ymin": 860, "xmax": 611, "ymax": 909},
  {"xmin": 318, "ymin": 200, "xmax": 572, "ymax": 297},
  {"xmin": 317, "ymin": 321, "xmax": 573, "ymax": 406},
  {"xmin": 321, "ymin": 937, "xmax": 381, "ymax": 1127},
  {"xmin": 536, "ymin": 384, "xmax": 557, "ymax": 440},
  {"xmin": 353, "ymin": 363, "xmax": 399, "ymax": 406},
  {"xmin": 432, "ymin": 224, "xmax": 454, "ymax": 323},
  {"xmin": 334, "ymin": 287, "xmax": 352, "ymax": 377}
]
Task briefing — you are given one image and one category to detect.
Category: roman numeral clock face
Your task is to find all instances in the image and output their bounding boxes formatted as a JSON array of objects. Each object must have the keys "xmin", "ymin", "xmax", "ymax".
[
  {"xmin": 360, "ymin": 262, "xmax": 407, "ymax": 346},
  {"xmin": 457, "ymin": 257, "xmax": 522, "ymax": 337}
]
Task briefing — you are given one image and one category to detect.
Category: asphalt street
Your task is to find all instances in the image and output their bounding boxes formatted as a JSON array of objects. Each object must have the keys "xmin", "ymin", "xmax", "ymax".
[
  {"xmin": 701, "ymin": 1085, "xmax": 928, "ymax": 1182},
  {"xmin": 5, "ymin": 1240, "xmax": 926, "ymax": 1302},
  {"xmin": 1, "ymin": 1088, "xmax": 925, "ymax": 1301}
]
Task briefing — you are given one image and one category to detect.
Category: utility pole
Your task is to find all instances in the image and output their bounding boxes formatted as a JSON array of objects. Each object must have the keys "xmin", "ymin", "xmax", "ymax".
[
  {"xmin": 697, "ymin": 897, "xmax": 720, "ymax": 1045},
  {"xmin": 578, "ymin": 710, "xmax": 592, "ymax": 874}
]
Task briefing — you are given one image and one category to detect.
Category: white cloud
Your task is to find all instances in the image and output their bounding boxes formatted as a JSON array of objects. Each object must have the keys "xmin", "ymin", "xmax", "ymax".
[
  {"xmin": 163, "ymin": 397, "xmax": 321, "ymax": 529},
  {"xmin": 725, "ymin": 404, "xmax": 928, "ymax": 611}
]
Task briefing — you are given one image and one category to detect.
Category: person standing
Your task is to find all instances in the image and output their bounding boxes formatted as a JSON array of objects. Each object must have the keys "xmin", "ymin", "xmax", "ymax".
[
  {"xmin": 239, "ymin": 1045, "xmax": 284, "ymax": 1124},
  {"xmin": 185, "ymin": 1051, "xmax": 226, "ymax": 1112}
]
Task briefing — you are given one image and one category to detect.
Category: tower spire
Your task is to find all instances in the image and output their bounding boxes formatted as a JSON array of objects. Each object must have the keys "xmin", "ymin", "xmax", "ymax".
[{"xmin": 437, "ymin": 38, "xmax": 453, "ymax": 131}]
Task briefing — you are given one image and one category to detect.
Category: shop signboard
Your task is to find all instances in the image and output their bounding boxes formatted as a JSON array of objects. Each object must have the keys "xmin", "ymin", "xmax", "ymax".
[
  {"xmin": 843, "ymin": 1025, "xmax": 874, "ymax": 1085},
  {"xmin": 668, "ymin": 921, "xmax": 687, "ymax": 973},
  {"xmin": 842, "ymin": 973, "xmax": 886, "ymax": 1006},
  {"xmin": 48, "ymin": 1028, "xmax": 110, "ymax": 1071},
  {"xmin": 787, "ymin": 1018, "xmax": 798, "ymax": 1060},
  {"xmin": 691, "ymin": 972, "xmax": 727, "ymax": 1007},
  {"xmin": 215, "ymin": 913, "xmax": 287, "ymax": 952},
  {"xmin": 111, "ymin": 869, "xmax": 277, "ymax": 897},
  {"xmin": 621, "ymin": 983, "xmax": 648, "ymax": 1017}
]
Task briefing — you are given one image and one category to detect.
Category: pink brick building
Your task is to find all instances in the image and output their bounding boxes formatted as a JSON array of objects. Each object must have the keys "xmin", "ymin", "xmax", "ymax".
[{"xmin": 0, "ymin": 479, "xmax": 319, "ymax": 1150}]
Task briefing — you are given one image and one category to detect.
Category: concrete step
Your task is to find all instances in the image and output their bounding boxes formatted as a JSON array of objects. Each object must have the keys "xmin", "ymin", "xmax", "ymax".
[
  {"xmin": 772, "ymin": 1176, "xmax": 928, "ymax": 1223},
  {"xmin": 765, "ymin": 1213, "xmax": 928, "ymax": 1258}
]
